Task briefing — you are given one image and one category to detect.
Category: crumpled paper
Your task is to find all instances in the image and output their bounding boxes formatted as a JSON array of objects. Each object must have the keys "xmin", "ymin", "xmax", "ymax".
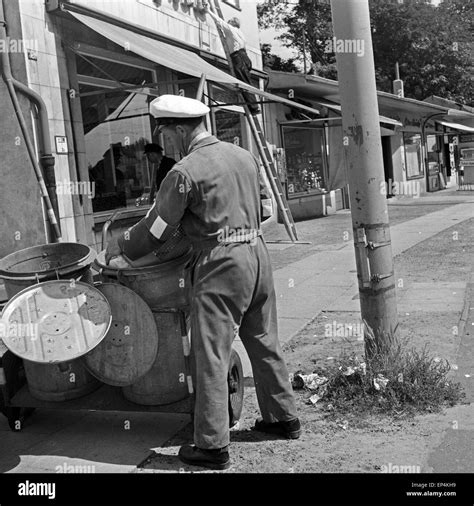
[
  {"xmin": 338, "ymin": 358, "xmax": 367, "ymax": 377},
  {"xmin": 292, "ymin": 373, "xmax": 328, "ymax": 390},
  {"xmin": 291, "ymin": 373, "xmax": 329, "ymax": 405},
  {"xmin": 373, "ymin": 373, "xmax": 389, "ymax": 391},
  {"xmin": 308, "ymin": 394, "xmax": 321, "ymax": 405}
]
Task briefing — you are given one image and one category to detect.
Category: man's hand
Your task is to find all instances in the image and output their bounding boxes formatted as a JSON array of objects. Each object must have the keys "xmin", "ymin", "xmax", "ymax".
[
  {"xmin": 105, "ymin": 236, "xmax": 122, "ymax": 265},
  {"xmin": 108, "ymin": 255, "xmax": 131, "ymax": 269}
]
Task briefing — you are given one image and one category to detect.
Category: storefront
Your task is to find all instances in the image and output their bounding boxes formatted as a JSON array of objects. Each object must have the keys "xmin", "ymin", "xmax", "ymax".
[
  {"xmin": 458, "ymin": 133, "xmax": 474, "ymax": 188},
  {"xmin": 264, "ymin": 71, "xmax": 474, "ymax": 220},
  {"xmin": 264, "ymin": 72, "xmax": 404, "ymax": 220},
  {"xmin": 2, "ymin": 0, "xmax": 325, "ymax": 257}
]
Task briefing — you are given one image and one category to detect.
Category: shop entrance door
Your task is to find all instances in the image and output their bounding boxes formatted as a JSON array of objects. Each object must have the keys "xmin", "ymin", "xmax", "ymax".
[{"xmin": 382, "ymin": 136, "xmax": 394, "ymax": 197}]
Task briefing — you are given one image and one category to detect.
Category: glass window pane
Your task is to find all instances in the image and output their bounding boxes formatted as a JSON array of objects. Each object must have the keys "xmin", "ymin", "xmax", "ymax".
[
  {"xmin": 80, "ymin": 84, "xmax": 155, "ymax": 213},
  {"xmin": 76, "ymin": 56, "xmax": 153, "ymax": 86},
  {"xmin": 176, "ymin": 73, "xmax": 200, "ymax": 99},
  {"xmin": 426, "ymin": 134, "xmax": 440, "ymax": 174},
  {"xmin": 403, "ymin": 133, "xmax": 423, "ymax": 179},
  {"xmin": 215, "ymin": 109, "xmax": 244, "ymax": 147},
  {"xmin": 282, "ymin": 127, "xmax": 326, "ymax": 195}
]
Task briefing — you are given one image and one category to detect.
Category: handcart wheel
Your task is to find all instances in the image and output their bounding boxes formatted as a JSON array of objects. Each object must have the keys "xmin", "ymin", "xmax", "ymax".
[{"xmin": 228, "ymin": 349, "xmax": 244, "ymax": 427}]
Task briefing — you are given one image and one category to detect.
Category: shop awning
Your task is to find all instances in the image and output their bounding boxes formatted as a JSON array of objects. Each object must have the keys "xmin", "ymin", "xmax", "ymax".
[
  {"xmin": 312, "ymin": 101, "xmax": 402, "ymax": 127},
  {"xmin": 436, "ymin": 120, "xmax": 474, "ymax": 133},
  {"xmin": 69, "ymin": 12, "xmax": 322, "ymax": 117},
  {"xmin": 265, "ymin": 72, "xmax": 402, "ymax": 128},
  {"xmin": 436, "ymin": 110, "xmax": 474, "ymax": 132}
]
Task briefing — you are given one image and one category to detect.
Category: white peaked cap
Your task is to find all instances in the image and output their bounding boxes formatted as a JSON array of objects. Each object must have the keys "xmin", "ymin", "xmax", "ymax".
[{"xmin": 150, "ymin": 94, "xmax": 210, "ymax": 120}]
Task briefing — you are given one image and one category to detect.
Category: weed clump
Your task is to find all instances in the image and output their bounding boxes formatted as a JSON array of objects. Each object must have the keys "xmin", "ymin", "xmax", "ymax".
[{"xmin": 296, "ymin": 328, "xmax": 464, "ymax": 419}]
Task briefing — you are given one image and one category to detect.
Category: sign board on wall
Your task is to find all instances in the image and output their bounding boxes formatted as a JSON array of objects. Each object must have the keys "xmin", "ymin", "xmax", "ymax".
[
  {"xmin": 459, "ymin": 134, "xmax": 474, "ymax": 144},
  {"xmin": 55, "ymin": 136, "xmax": 68, "ymax": 154}
]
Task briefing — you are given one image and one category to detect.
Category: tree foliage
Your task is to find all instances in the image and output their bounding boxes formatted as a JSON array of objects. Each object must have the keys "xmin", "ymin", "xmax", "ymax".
[
  {"xmin": 257, "ymin": 0, "xmax": 473, "ymax": 105},
  {"xmin": 260, "ymin": 43, "xmax": 299, "ymax": 73}
]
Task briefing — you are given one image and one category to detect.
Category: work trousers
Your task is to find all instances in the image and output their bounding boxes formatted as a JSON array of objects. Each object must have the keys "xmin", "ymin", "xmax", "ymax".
[
  {"xmin": 231, "ymin": 49, "xmax": 259, "ymax": 114},
  {"xmin": 188, "ymin": 237, "xmax": 297, "ymax": 449}
]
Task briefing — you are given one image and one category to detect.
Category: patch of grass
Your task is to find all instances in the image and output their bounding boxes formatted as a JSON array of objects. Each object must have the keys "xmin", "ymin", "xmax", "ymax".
[{"xmin": 300, "ymin": 329, "xmax": 465, "ymax": 422}]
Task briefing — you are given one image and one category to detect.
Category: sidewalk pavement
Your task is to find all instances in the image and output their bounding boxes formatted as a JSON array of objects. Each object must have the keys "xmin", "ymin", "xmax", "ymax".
[
  {"xmin": 233, "ymin": 191, "xmax": 474, "ymax": 377},
  {"xmin": 0, "ymin": 189, "xmax": 473, "ymax": 473}
]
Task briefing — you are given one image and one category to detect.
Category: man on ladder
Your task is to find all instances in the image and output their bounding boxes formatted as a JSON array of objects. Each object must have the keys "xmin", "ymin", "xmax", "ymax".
[
  {"xmin": 203, "ymin": 0, "xmax": 300, "ymax": 243},
  {"xmin": 204, "ymin": 1, "xmax": 260, "ymax": 115}
]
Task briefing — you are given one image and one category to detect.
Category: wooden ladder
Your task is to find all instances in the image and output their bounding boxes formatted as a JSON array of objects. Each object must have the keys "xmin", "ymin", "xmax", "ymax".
[{"xmin": 209, "ymin": 0, "xmax": 299, "ymax": 242}]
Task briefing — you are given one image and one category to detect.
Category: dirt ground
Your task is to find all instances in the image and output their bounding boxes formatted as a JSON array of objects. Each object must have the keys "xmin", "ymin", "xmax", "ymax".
[{"xmin": 142, "ymin": 216, "xmax": 474, "ymax": 474}]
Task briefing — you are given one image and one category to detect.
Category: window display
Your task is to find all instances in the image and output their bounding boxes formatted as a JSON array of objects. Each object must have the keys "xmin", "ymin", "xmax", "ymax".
[{"xmin": 282, "ymin": 126, "xmax": 327, "ymax": 196}]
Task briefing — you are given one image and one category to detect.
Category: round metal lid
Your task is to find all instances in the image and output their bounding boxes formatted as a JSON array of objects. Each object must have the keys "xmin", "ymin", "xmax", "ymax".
[
  {"xmin": 83, "ymin": 283, "xmax": 159, "ymax": 387},
  {"xmin": 0, "ymin": 280, "xmax": 112, "ymax": 364}
]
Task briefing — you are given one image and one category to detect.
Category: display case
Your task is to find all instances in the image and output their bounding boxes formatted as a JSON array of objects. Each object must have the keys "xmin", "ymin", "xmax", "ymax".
[{"xmin": 281, "ymin": 126, "xmax": 327, "ymax": 197}]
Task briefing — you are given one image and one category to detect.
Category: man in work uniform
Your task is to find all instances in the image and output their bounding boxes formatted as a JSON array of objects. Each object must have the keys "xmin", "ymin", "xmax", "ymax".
[{"xmin": 105, "ymin": 95, "xmax": 300, "ymax": 470}]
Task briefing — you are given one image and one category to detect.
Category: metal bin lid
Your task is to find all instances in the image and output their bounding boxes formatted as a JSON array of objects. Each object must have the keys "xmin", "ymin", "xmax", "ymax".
[
  {"xmin": 83, "ymin": 283, "xmax": 159, "ymax": 387},
  {"xmin": 0, "ymin": 280, "xmax": 112, "ymax": 364}
]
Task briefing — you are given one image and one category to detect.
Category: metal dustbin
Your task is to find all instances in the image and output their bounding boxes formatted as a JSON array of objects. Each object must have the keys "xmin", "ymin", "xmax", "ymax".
[
  {"xmin": 0, "ymin": 238, "xmax": 245, "ymax": 431},
  {"xmin": 94, "ymin": 250, "xmax": 193, "ymax": 405},
  {"xmin": 0, "ymin": 243, "xmax": 96, "ymax": 299},
  {"xmin": 0, "ymin": 243, "xmax": 101, "ymax": 402}
]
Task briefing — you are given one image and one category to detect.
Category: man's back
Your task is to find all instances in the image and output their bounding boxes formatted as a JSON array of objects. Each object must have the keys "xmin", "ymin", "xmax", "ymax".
[{"xmin": 156, "ymin": 135, "xmax": 261, "ymax": 249}]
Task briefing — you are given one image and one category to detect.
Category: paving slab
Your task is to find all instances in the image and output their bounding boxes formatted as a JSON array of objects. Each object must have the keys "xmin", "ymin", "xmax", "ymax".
[
  {"xmin": 390, "ymin": 203, "xmax": 473, "ymax": 255},
  {"xmin": 2, "ymin": 410, "xmax": 189, "ymax": 473},
  {"xmin": 271, "ymin": 201, "xmax": 473, "ymax": 349},
  {"xmin": 277, "ymin": 317, "xmax": 312, "ymax": 345}
]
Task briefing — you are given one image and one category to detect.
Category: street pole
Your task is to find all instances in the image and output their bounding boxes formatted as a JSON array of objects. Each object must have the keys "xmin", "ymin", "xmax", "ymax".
[{"xmin": 330, "ymin": 0, "xmax": 398, "ymax": 359}]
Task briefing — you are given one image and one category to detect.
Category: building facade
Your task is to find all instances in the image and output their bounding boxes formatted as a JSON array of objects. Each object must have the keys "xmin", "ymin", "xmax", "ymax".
[
  {"xmin": 264, "ymin": 71, "xmax": 474, "ymax": 221},
  {"xmin": 0, "ymin": 0, "xmax": 265, "ymax": 257}
]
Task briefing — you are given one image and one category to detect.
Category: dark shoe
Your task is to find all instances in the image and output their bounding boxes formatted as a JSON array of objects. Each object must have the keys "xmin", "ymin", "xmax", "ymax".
[
  {"xmin": 252, "ymin": 417, "xmax": 301, "ymax": 439},
  {"xmin": 178, "ymin": 444, "xmax": 230, "ymax": 470}
]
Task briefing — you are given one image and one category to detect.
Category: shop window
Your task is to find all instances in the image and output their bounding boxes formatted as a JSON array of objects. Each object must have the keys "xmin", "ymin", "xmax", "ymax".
[
  {"xmin": 403, "ymin": 133, "xmax": 423, "ymax": 179},
  {"xmin": 214, "ymin": 109, "xmax": 245, "ymax": 146},
  {"xmin": 77, "ymin": 57, "xmax": 157, "ymax": 214},
  {"xmin": 210, "ymin": 84, "xmax": 247, "ymax": 148},
  {"xmin": 426, "ymin": 134, "xmax": 441, "ymax": 175},
  {"xmin": 282, "ymin": 126, "xmax": 327, "ymax": 196},
  {"xmin": 175, "ymin": 73, "xmax": 200, "ymax": 99},
  {"xmin": 76, "ymin": 56, "xmax": 153, "ymax": 86}
]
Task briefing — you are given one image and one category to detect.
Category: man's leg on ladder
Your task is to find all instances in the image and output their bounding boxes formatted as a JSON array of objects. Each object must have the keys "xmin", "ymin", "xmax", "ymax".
[{"xmin": 231, "ymin": 51, "xmax": 260, "ymax": 115}]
